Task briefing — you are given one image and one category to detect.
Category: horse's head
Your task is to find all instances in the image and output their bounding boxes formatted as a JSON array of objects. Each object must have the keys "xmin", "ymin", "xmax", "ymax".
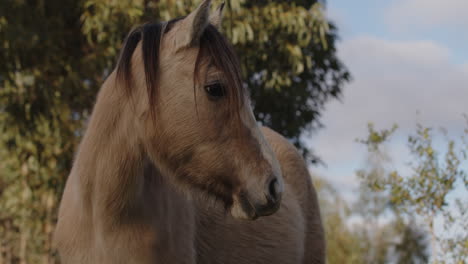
[{"xmin": 117, "ymin": 0, "xmax": 283, "ymax": 220}]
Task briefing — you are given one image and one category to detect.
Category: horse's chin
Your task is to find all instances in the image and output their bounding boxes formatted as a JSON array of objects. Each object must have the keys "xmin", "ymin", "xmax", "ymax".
[
  {"xmin": 230, "ymin": 199, "xmax": 258, "ymax": 220},
  {"xmin": 231, "ymin": 192, "xmax": 259, "ymax": 220}
]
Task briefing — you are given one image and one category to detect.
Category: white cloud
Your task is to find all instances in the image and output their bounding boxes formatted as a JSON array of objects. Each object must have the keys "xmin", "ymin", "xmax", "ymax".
[
  {"xmin": 386, "ymin": 0, "xmax": 468, "ymax": 29},
  {"xmin": 463, "ymin": 63, "xmax": 468, "ymax": 74},
  {"xmin": 310, "ymin": 36, "xmax": 468, "ymax": 191},
  {"xmin": 335, "ymin": 36, "xmax": 468, "ymax": 129}
]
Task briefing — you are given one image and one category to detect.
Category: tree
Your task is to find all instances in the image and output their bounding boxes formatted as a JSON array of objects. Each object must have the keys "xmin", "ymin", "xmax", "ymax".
[
  {"xmin": 357, "ymin": 122, "xmax": 468, "ymax": 263},
  {"xmin": 223, "ymin": 1, "xmax": 350, "ymax": 158},
  {"xmin": 0, "ymin": 0, "xmax": 349, "ymax": 262},
  {"xmin": 313, "ymin": 177, "xmax": 367, "ymax": 264},
  {"xmin": 314, "ymin": 174, "xmax": 429, "ymax": 264},
  {"xmin": 353, "ymin": 128, "xmax": 429, "ymax": 264}
]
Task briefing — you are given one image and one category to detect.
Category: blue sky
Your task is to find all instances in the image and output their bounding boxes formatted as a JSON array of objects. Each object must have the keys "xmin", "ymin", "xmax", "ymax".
[
  {"xmin": 307, "ymin": 0, "xmax": 468, "ymax": 257},
  {"xmin": 328, "ymin": 0, "xmax": 468, "ymax": 63},
  {"xmin": 309, "ymin": 0, "xmax": 468, "ymax": 212}
]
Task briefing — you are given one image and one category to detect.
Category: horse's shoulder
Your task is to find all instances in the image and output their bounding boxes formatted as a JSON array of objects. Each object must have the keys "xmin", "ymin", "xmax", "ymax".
[
  {"xmin": 260, "ymin": 126, "xmax": 312, "ymax": 188},
  {"xmin": 261, "ymin": 126, "xmax": 325, "ymax": 263}
]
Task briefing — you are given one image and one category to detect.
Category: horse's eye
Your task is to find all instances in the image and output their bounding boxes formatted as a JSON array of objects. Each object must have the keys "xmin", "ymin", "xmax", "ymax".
[{"xmin": 204, "ymin": 82, "xmax": 226, "ymax": 99}]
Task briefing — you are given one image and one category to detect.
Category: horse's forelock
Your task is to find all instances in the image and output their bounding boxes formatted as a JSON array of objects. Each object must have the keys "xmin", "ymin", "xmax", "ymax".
[
  {"xmin": 195, "ymin": 24, "xmax": 245, "ymax": 125},
  {"xmin": 116, "ymin": 18, "xmax": 181, "ymax": 119},
  {"xmin": 116, "ymin": 19, "xmax": 244, "ymax": 123}
]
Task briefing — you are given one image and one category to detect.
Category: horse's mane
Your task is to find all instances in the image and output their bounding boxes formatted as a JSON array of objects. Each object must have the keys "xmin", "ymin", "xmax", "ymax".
[{"xmin": 115, "ymin": 18, "xmax": 244, "ymax": 120}]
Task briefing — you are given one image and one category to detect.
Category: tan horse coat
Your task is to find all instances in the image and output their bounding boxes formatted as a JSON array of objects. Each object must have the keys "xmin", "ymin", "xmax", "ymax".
[
  {"xmin": 195, "ymin": 127, "xmax": 325, "ymax": 264},
  {"xmin": 54, "ymin": 1, "xmax": 324, "ymax": 263}
]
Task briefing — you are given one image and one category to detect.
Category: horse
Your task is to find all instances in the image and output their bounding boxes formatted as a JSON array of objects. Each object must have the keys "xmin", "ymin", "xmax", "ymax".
[{"xmin": 53, "ymin": 1, "xmax": 324, "ymax": 263}]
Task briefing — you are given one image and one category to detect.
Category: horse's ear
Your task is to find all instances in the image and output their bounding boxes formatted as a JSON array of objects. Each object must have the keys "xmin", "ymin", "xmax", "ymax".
[
  {"xmin": 210, "ymin": 2, "xmax": 225, "ymax": 29},
  {"xmin": 174, "ymin": 0, "xmax": 212, "ymax": 50}
]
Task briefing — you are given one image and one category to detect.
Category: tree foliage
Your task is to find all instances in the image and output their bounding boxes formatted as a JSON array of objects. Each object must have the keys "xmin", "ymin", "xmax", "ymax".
[
  {"xmin": 357, "ymin": 121, "xmax": 468, "ymax": 263},
  {"xmin": 315, "ymin": 175, "xmax": 429, "ymax": 264},
  {"xmin": 314, "ymin": 121, "xmax": 447, "ymax": 264},
  {"xmin": 0, "ymin": 0, "xmax": 349, "ymax": 262}
]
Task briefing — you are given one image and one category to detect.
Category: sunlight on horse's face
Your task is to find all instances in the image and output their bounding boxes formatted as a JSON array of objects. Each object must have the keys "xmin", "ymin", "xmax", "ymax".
[{"xmin": 135, "ymin": 0, "xmax": 284, "ymax": 220}]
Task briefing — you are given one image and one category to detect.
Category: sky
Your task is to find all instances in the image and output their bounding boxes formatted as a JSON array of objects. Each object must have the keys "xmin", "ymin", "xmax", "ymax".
[{"xmin": 309, "ymin": 0, "xmax": 468, "ymax": 203}]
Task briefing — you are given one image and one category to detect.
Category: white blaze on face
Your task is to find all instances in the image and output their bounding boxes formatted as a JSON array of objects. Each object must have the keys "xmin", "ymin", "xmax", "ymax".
[
  {"xmin": 229, "ymin": 102, "xmax": 284, "ymax": 219},
  {"xmin": 244, "ymin": 103, "xmax": 283, "ymax": 188}
]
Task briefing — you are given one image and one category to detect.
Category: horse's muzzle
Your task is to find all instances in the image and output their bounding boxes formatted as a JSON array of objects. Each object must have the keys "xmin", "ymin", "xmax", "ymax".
[
  {"xmin": 231, "ymin": 176, "xmax": 283, "ymax": 220},
  {"xmin": 255, "ymin": 177, "xmax": 282, "ymax": 217}
]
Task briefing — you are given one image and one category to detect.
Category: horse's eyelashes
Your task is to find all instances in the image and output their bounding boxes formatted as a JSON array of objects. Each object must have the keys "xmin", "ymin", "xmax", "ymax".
[{"xmin": 204, "ymin": 82, "xmax": 226, "ymax": 99}]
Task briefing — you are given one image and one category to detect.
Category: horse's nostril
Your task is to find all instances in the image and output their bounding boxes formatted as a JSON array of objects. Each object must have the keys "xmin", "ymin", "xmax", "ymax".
[
  {"xmin": 268, "ymin": 177, "xmax": 279, "ymax": 202},
  {"xmin": 252, "ymin": 177, "xmax": 282, "ymax": 217}
]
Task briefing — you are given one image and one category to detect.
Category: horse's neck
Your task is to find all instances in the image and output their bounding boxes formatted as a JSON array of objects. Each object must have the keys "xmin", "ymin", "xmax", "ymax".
[
  {"xmin": 71, "ymin": 75, "xmax": 189, "ymax": 223},
  {"xmin": 57, "ymin": 75, "xmax": 196, "ymax": 263},
  {"xmin": 71, "ymin": 77, "xmax": 140, "ymax": 213}
]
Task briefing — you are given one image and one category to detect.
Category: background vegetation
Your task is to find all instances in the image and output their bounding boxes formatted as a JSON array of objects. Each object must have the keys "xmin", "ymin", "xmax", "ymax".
[
  {"xmin": 0, "ymin": 0, "xmax": 466, "ymax": 263},
  {"xmin": 0, "ymin": 0, "xmax": 347, "ymax": 262},
  {"xmin": 319, "ymin": 121, "xmax": 468, "ymax": 263}
]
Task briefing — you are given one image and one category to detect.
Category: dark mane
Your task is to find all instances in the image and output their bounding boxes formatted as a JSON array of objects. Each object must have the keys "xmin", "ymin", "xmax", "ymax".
[{"xmin": 115, "ymin": 19, "xmax": 244, "ymax": 119}]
